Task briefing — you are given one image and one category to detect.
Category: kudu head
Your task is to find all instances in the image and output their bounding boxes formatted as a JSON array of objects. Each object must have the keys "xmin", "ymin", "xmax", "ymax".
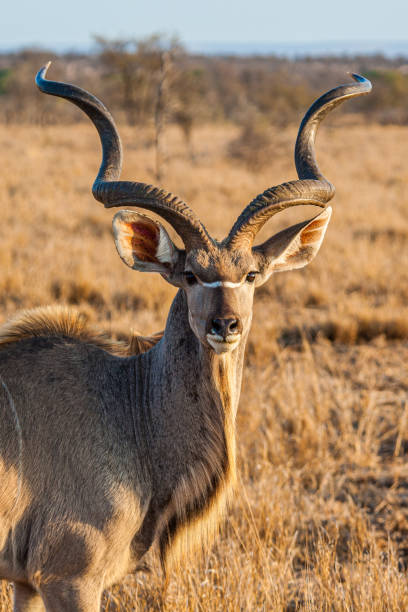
[{"xmin": 36, "ymin": 66, "xmax": 371, "ymax": 354}]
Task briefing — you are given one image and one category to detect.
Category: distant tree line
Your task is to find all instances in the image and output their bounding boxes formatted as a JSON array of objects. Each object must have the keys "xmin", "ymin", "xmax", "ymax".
[{"xmin": 1, "ymin": 36, "xmax": 408, "ymax": 128}]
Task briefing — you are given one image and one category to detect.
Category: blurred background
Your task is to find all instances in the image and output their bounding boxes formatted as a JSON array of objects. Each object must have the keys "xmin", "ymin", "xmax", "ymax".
[
  {"xmin": 2, "ymin": 2, "xmax": 408, "ymax": 127},
  {"xmin": 2, "ymin": 1, "xmax": 408, "ymax": 180}
]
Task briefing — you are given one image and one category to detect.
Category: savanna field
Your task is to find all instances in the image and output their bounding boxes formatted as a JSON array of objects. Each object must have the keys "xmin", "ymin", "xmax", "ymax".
[{"xmin": 0, "ymin": 115, "xmax": 408, "ymax": 610}]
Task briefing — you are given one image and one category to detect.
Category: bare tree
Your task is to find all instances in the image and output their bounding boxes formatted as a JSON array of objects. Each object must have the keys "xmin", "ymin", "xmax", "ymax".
[
  {"xmin": 95, "ymin": 34, "xmax": 184, "ymax": 180},
  {"xmin": 154, "ymin": 50, "xmax": 172, "ymax": 181}
]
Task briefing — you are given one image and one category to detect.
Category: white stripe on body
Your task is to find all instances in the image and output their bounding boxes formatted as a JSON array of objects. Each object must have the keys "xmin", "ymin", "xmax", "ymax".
[{"xmin": 0, "ymin": 374, "xmax": 22, "ymax": 514}]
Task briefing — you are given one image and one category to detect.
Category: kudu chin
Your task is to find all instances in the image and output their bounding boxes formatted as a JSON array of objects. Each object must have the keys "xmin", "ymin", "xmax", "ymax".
[{"xmin": 0, "ymin": 65, "xmax": 371, "ymax": 611}]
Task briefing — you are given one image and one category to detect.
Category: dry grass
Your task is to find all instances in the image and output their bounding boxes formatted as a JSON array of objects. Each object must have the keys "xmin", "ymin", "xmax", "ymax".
[{"xmin": 0, "ymin": 118, "xmax": 408, "ymax": 610}]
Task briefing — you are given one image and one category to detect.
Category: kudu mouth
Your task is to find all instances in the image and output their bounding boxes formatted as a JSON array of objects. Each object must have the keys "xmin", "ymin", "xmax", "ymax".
[
  {"xmin": 205, "ymin": 315, "xmax": 243, "ymax": 353},
  {"xmin": 206, "ymin": 332, "xmax": 242, "ymax": 354}
]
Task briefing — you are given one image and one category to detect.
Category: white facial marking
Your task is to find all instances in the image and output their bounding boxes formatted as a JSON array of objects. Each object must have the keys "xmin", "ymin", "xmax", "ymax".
[{"xmin": 198, "ymin": 279, "xmax": 245, "ymax": 289}]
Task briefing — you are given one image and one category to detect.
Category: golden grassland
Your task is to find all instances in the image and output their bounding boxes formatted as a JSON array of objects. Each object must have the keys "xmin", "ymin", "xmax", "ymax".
[{"xmin": 0, "ymin": 116, "xmax": 408, "ymax": 610}]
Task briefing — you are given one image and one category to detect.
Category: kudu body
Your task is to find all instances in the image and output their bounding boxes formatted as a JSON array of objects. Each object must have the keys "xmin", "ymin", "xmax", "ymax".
[{"xmin": 0, "ymin": 66, "xmax": 371, "ymax": 611}]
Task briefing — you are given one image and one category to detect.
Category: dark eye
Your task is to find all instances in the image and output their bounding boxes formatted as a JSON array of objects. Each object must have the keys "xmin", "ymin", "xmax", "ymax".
[
  {"xmin": 246, "ymin": 271, "xmax": 257, "ymax": 283},
  {"xmin": 184, "ymin": 271, "xmax": 197, "ymax": 286}
]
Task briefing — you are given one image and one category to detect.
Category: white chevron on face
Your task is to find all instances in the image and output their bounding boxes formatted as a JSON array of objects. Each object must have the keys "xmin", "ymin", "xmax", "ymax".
[{"xmin": 198, "ymin": 280, "xmax": 245, "ymax": 289}]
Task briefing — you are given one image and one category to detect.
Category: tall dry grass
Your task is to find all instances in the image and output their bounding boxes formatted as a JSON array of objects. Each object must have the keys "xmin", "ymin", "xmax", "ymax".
[{"xmin": 0, "ymin": 117, "xmax": 408, "ymax": 610}]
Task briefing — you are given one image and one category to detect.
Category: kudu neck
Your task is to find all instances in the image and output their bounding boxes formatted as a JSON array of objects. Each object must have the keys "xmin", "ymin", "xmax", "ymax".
[
  {"xmin": 134, "ymin": 289, "xmax": 248, "ymax": 564},
  {"xmin": 134, "ymin": 289, "xmax": 248, "ymax": 498},
  {"xmin": 161, "ymin": 289, "xmax": 247, "ymax": 414}
]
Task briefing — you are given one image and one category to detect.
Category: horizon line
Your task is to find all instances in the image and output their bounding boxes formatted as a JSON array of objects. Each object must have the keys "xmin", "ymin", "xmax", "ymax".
[{"xmin": 1, "ymin": 38, "xmax": 408, "ymax": 59}]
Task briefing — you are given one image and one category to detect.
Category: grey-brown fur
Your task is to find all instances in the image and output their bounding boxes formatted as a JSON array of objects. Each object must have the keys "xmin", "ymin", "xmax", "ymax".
[
  {"xmin": 0, "ymin": 305, "xmax": 163, "ymax": 357},
  {"xmin": 0, "ymin": 291, "xmax": 241, "ymax": 610},
  {"xmin": 0, "ymin": 305, "xmax": 162, "ymax": 357},
  {"xmin": 0, "ymin": 68, "xmax": 371, "ymax": 611}
]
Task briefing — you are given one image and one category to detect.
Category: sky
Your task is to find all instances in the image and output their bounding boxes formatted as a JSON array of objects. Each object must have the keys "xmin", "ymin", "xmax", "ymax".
[{"xmin": 2, "ymin": 0, "xmax": 408, "ymax": 54}]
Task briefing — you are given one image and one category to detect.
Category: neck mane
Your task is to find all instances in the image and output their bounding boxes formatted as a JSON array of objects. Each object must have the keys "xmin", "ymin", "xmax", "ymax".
[{"xmin": 138, "ymin": 289, "xmax": 248, "ymax": 569}]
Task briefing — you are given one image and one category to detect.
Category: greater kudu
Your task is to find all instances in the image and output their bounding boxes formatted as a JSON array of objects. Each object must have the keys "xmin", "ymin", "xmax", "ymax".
[{"xmin": 0, "ymin": 66, "xmax": 371, "ymax": 611}]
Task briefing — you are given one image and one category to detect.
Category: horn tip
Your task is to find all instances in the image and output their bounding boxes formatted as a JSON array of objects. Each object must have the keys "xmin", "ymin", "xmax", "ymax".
[
  {"xmin": 349, "ymin": 72, "xmax": 372, "ymax": 91},
  {"xmin": 35, "ymin": 61, "xmax": 52, "ymax": 87}
]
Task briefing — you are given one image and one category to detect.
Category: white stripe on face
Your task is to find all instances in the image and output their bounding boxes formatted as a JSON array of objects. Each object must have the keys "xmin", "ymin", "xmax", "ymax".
[{"xmin": 196, "ymin": 279, "xmax": 245, "ymax": 289}]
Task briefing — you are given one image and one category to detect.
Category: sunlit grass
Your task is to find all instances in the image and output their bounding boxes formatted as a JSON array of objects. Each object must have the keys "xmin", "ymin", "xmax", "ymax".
[{"xmin": 0, "ymin": 120, "xmax": 407, "ymax": 610}]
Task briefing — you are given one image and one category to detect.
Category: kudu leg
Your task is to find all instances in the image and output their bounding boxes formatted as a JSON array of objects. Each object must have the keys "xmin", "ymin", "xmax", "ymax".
[
  {"xmin": 40, "ymin": 580, "xmax": 101, "ymax": 612},
  {"xmin": 13, "ymin": 583, "xmax": 45, "ymax": 612}
]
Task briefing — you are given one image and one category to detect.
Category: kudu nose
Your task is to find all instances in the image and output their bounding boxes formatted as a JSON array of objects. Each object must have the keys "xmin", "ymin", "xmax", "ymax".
[{"xmin": 210, "ymin": 317, "xmax": 241, "ymax": 338}]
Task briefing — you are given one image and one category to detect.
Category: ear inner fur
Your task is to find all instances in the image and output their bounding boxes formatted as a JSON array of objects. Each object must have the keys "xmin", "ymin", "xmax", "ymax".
[
  {"xmin": 253, "ymin": 207, "xmax": 332, "ymax": 279},
  {"xmin": 113, "ymin": 211, "xmax": 178, "ymax": 270},
  {"xmin": 129, "ymin": 221, "xmax": 160, "ymax": 263}
]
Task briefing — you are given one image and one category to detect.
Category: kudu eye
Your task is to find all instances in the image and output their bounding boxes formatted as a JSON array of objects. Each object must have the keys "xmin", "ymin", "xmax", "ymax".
[
  {"xmin": 184, "ymin": 271, "xmax": 197, "ymax": 286},
  {"xmin": 246, "ymin": 271, "xmax": 257, "ymax": 283}
]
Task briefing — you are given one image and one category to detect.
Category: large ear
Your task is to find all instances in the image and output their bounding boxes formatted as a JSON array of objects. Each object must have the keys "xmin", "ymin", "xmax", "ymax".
[
  {"xmin": 253, "ymin": 207, "xmax": 332, "ymax": 285},
  {"xmin": 112, "ymin": 210, "xmax": 180, "ymax": 274}
]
